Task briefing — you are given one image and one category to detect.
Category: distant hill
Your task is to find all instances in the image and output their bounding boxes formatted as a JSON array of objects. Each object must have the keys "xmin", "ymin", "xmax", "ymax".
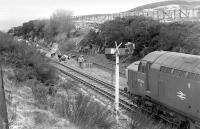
[
  {"xmin": 75, "ymin": 0, "xmax": 200, "ymax": 18},
  {"xmin": 126, "ymin": 0, "xmax": 200, "ymax": 12}
]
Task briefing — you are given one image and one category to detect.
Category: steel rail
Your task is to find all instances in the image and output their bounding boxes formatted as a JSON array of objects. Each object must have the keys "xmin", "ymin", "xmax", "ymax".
[
  {"xmin": 53, "ymin": 62, "xmax": 182, "ymax": 127},
  {"xmin": 57, "ymin": 67, "xmax": 136, "ymax": 112},
  {"xmin": 54, "ymin": 61, "xmax": 129, "ymax": 98}
]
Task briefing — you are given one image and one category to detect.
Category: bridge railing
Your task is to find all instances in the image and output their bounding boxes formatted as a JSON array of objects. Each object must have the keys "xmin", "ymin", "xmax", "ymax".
[{"xmin": 73, "ymin": 8, "xmax": 200, "ymax": 24}]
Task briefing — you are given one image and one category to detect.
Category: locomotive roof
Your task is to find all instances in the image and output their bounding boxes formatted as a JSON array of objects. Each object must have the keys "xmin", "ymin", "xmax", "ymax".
[
  {"xmin": 127, "ymin": 61, "xmax": 140, "ymax": 71},
  {"xmin": 142, "ymin": 51, "xmax": 168, "ymax": 63},
  {"xmin": 143, "ymin": 51, "xmax": 200, "ymax": 73}
]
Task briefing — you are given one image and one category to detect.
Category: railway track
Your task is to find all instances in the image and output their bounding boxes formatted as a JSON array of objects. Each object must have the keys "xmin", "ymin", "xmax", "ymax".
[
  {"xmin": 51, "ymin": 61, "xmax": 137, "ymax": 112},
  {"xmin": 40, "ymin": 48, "xmax": 185, "ymax": 128},
  {"xmin": 55, "ymin": 61, "xmax": 128, "ymax": 96},
  {"xmin": 92, "ymin": 62, "xmax": 126, "ymax": 77},
  {"xmin": 52, "ymin": 61, "xmax": 184, "ymax": 127}
]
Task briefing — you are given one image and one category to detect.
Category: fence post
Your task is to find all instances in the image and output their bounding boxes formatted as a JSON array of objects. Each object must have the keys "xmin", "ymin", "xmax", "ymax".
[{"xmin": 0, "ymin": 66, "xmax": 9, "ymax": 129}]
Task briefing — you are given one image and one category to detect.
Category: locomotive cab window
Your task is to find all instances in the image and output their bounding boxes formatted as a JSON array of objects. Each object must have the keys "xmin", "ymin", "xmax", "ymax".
[{"xmin": 138, "ymin": 61, "xmax": 150, "ymax": 73}]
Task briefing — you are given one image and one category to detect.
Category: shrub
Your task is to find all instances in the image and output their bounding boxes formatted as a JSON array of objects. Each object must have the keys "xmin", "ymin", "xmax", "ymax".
[
  {"xmin": 34, "ymin": 111, "xmax": 49, "ymax": 124},
  {"xmin": 35, "ymin": 63, "xmax": 57, "ymax": 85},
  {"xmin": 129, "ymin": 109, "xmax": 177, "ymax": 129},
  {"xmin": 32, "ymin": 82, "xmax": 48, "ymax": 105},
  {"xmin": 0, "ymin": 32, "xmax": 57, "ymax": 85},
  {"xmin": 59, "ymin": 80, "xmax": 77, "ymax": 91},
  {"xmin": 0, "ymin": 31, "xmax": 15, "ymax": 52},
  {"xmin": 54, "ymin": 93, "xmax": 115, "ymax": 129}
]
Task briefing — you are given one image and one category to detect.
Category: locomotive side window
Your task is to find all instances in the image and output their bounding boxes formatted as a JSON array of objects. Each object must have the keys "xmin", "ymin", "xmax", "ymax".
[
  {"xmin": 187, "ymin": 72, "xmax": 196, "ymax": 80},
  {"xmin": 187, "ymin": 72, "xmax": 200, "ymax": 81},
  {"xmin": 195, "ymin": 74, "xmax": 200, "ymax": 81},
  {"xmin": 173, "ymin": 69, "xmax": 186, "ymax": 78},
  {"xmin": 160, "ymin": 66, "xmax": 172, "ymax": 74}
]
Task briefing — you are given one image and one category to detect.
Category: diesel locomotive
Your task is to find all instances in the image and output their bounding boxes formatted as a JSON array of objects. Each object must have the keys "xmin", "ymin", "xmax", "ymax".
[{"xmin": 126, "ymin": 51, "xmax": 200, "ymax": 129}]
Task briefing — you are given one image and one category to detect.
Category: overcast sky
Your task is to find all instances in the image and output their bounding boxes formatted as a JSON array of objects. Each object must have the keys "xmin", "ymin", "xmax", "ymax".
[{"xmin": 0, "ymin": 0, "xmax": 167, "ymax": 31}]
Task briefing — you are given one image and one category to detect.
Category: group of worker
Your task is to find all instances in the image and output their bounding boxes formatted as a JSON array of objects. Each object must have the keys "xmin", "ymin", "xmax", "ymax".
[{"xmin": 50, "ymin": 53, "xmax": 85, "ymax": 68}]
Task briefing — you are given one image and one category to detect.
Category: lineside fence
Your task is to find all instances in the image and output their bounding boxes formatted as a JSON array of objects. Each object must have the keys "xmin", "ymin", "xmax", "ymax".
[{"xmin": 0, "ymin": 66, "xmax": 9, "ymax": 129}]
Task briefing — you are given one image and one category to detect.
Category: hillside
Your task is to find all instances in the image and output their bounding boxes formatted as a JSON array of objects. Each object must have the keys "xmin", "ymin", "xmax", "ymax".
[
  {"xmin": 74, "ymin": 0, "xmax": 200, "ymax": 18},
  {"xmin": 126, "ymin": 0, "xmax": 200, "ymax": 12}
]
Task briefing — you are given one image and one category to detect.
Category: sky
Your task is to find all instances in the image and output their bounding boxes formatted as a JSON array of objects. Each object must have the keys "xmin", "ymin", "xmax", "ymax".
[{"xmin": 0, "ymin": 0, "xmax": 167, "ymax": 31}]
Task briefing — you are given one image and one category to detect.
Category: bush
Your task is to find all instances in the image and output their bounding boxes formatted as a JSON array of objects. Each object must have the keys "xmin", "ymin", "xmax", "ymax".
[
  {"xmin": 34, "ymin": 111, "xmax": 48, "ymax": 124},
  {"xmin": 59, "ymin": 80, "xmax": 77, "ymax": 91},
  {"xmin": 0, "ymin": 31, "xmax": 16, "ymax": 52},
  {"xmin": 36, "ymin": 63, "xmax": 57, "ymax": 84},
  {"xmin": 32, "ymin": 82, "xmax": 48, "ymax": 105},
  {"xmin": 129, "ymin": 109, "xmax": 177, "ymax": 129},
  {"xmin": 14, "ymin": 68, "xmax": 35, "ymax": 82},
  {"xmin": 54, "ymin": 93, "xmax": 115, "ymax": 129},
  {"xmin": 0, "ymin": 32, "xmax": 57, "ymax": 84}
]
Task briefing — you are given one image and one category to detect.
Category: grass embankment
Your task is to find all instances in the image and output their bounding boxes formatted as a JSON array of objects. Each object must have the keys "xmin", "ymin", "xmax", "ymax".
[
  {"xmin": 0, "ymin": 32, "xmax": 116, "ymax": 129},
  {"xmin": 129, "ymin": 110, "xmax": 177, "ymax": 129}
]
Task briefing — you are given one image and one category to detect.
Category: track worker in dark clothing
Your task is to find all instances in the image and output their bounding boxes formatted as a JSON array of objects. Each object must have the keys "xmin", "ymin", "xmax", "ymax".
[{"xmin": 78, "ymin": 55, "xmax": 84, "ymax": 68}]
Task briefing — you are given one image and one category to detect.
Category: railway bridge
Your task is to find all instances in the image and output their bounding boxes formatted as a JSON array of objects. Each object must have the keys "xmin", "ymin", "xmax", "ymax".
[{"xmin": 73, "ymin": 8, "xmax": 200, "ymax": 29}]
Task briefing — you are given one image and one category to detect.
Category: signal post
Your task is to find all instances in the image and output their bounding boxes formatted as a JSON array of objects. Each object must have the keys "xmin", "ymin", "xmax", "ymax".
[{"xmin": 105, "ymin": 41, "xmax": 135, "ymax": 124}]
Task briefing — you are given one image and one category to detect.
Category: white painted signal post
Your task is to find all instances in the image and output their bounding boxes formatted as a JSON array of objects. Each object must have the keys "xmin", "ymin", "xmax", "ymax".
[{"xmin": 105, "ymin": 41, "xmax": 135, "ymax": 124}]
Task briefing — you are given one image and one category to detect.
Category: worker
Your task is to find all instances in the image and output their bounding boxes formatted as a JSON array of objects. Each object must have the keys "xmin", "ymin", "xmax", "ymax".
[
  {"xmin": 58, "ymin": 54, "xmax": 62, "ymax": 61},
  {"xmin": 51, "ymin": 53, "xmax": 56, "ymax": 58},
  {"xmin": 78, "ymin": 55, "xmax": 85, "ymax": 68}
]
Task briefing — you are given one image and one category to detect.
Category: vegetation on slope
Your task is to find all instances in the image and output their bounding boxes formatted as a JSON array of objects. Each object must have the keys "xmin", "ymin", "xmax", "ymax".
[
  {"xmin": 8, "ymin": 10, "xmax": 76, "ymax": 47},
  {"xmin": 0, "ymin": 31, "xmax": 116, "ymax": 129},
  {"xmin": 0, "ymin": 31, "xmax": 57, "ymax": 85},
  {"xmin": 80, "ymin": 16, "xmax": 200, "ymax": 61}
]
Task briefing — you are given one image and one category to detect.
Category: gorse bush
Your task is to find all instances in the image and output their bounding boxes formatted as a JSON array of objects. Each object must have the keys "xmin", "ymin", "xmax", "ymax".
[
  {"xmin": 36, "ymin": 63, "xmax": 57, "ymax": 84},
  {"xmin": 0, "ymin": 31, "xmax": 16, "ymax": 52},
  {"xmin": 54, "ymin": 93, "xmax": 115, "ymax": 129},
  {"xmin": 59, "ymin": 80, "xmax": 77, "ymax": 91},
  {"xmin": 0, "ymin": 32, "xmax": 57, "ymax": 84}
]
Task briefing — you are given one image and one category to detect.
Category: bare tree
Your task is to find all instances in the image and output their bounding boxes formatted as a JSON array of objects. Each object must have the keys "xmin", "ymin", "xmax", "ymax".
[{"xmin": 45, "ymin": 10, "xmax": 74, "ymax": 42}]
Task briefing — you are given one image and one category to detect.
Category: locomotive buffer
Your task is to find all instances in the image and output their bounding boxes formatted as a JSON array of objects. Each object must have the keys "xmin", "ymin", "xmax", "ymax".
[{"xmin": 105, "ymin": 41, "xmax": 135, "ymax": 124}]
